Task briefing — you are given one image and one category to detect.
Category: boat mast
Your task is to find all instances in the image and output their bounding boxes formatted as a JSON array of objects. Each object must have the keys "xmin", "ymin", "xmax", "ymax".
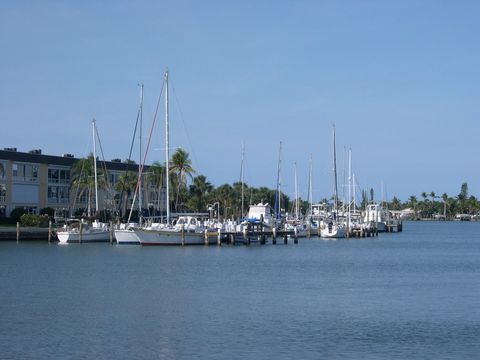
[
  {"xmin": 240, "ymin": 142, "xmax": 245, "ymax": 218},
  {"xmin": 332, "ymin": 125, "xmax": 338, "ymax": 218},
  {"xmin": 308, "ymin": 155, "xmax": 313, "ymax": 219},
  {"xmin": 165, "ymin": 70, "xmax": 170, "ymax": 224},
  {"xmin": 347, "ymin": 148, "xmax": 352, "ymax": 231},
  {"xmin": 138, "ymin": 83, "xmax": 144, "ymax": 226},
  {"xmin": 92, "ymin": 119, "xmax": 99, "ymax": 216},
  {"xmin": 275, "ymin": 141, "xmax": 282, "ymax": 222},
  {"xmin": 294, "ymin": 162, "xmax": 299, "ymax": 220}
]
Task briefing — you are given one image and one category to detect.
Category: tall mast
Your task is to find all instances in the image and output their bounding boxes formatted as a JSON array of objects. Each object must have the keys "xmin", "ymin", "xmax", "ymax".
[
  {"xmin": 332, "ymin": 125, "xmax": 338, "ymax": 216},
  {"xmin": 353, "ymin": 172, "xmax": 356, "ymax": 214},
  {"xmin": 308, "ymin": 155, "xmax": 313, "ymax": 218},
  {"xmin": 92, "ymin": 119, "xmax": 99, "ymax": 215},
  {"xmin": 165, "ymin": 70, "xmax": 170, "ymax": 224},
  {"xmin": 347, "ymin": 148, "xmax": 352, "ymax": 230},
  {"xmin": 240, "ymin": 142, "xmax": 245, "ymax": 218},
  {"xmin": 138, "ymin": 83, "xmax": 144, "ymax": 226},
  {"xmin": 275, "ymin": 141, "xmax": 282, "ymax": 221},
  {"xmin": 294, "ymin": 162, "xmax": 299, "ymax": 220}
]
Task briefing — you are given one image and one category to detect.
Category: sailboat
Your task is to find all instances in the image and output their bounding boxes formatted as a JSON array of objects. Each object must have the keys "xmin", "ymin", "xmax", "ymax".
[
  {"xmin": 284, "ymin": 162, "xmax": 307, "ymax": 237},
  {"xmin": 133, "ymin": 70, "xmax": 218, "ymax": 245},
  {"xmin": 115, "ymin": 83, "xmax": 144, "ymax": 244},
  {"xmin": 320, "ymin": 125, "xmax": 346, "ymax": 239},
  {"xmin": 57, "ymin": 120, "xmax": 112, "ymax": 243}
]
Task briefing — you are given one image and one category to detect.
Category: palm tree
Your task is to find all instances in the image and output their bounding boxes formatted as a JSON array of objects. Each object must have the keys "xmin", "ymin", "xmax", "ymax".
[
  {"xmin": 441, "ymin": 193, "xmax": 448, "ymax": 219},
  {"xmin": 408, "ymin": 195, "xmax": 418, "ymax": 217},
  {"xmin": 114, "ymin": 172, "xmax": 137, "ymax": 219},
  {"xmin": 430, "ymin": 191, "xmax": 437, "ymax": 218},
  {"xmin": 146, "ymin": 161, "xmax": 165, "ymax": 213},
  {"xmin": 169, "ymin": 148, "xmax": 195, "ymax": 211},
  {"xmin": 188, "ymin": 175, "xmax": 213, "ymax": 212},
  {"xmin": 70, "ymin": 154, "xmax": 108, "ymax": 217}
]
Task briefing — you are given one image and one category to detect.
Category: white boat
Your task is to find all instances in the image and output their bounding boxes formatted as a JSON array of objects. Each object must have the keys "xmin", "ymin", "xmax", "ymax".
[
  {"xmin": 57, "ymin": 120, "xmax": 111, "ymax": 243},
  {"xmin": 115, "ymin": 84, "xmax": 145, "ymax": 245},
  {"xmin": 57, "ymin": 219, "xmax": 111, "ymax": 243},
  {"xmin": 133, "ymin": 71, "xmax": 220, "ymax": 246},
  {"xmin": 114, "ymin": 223, "xmax": 140, "ymax": 244},
  {"xmin": 135, "ymin": 216, "xmax": 218, "ymax": 245},
  {"xmin": 364, "ymin": 204, "xmax": 387, "ymax": 232},
  {"xmin": 320, "ymin": 125, "xmax": 345, "ymax": 239},
  {"xmin": 320, "ymin": 220, "xmax": 346, "ymax": 238},
  {"xmin": 238, "ymin": 202, "xmax": 274, "ymax": 232}
]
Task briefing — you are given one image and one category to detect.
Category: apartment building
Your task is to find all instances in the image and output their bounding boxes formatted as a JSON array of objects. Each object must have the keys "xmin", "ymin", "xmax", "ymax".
[{"xmin": 0, "ymin": 148, "xmax": 163, "ymax": 218}]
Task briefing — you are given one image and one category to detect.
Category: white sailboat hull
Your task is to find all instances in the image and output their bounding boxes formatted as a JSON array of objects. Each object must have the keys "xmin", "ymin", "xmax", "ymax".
[
  {"xmin": 57, "ymin": 229, "xmax": 111, "ymax": 243},
  {"xmin": 320, "ymin": 224, "xmax": 346, "ymax": 239},
  {"xmin": 134, "ymin": 228, "xmax": 218, "ymax": 245},
  {"xmin": 114, "ymin": 229, "xmax": 140, "ymax": 244}
]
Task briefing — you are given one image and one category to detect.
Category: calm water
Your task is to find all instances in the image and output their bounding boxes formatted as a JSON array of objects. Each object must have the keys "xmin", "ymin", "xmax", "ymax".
[{"xmin": 1, "ymin": 221, "xmax": 479, "ymax": 359}]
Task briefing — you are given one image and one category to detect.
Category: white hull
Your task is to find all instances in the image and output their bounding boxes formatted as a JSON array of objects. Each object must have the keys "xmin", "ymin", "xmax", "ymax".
[
  {"xmin": 57, "ymin": 230, "xmax": 111, "ymax": 243},
  {"xmin": 134, "ymin": 228, "xmax": 218, "ymax": 245},
  {"xmin": 114, "ymin": 229, "xmax": 140, "ymax": 244},
  {"xmin": 320, "ymin": 223, "xmax": 346, "ymax": 239}
]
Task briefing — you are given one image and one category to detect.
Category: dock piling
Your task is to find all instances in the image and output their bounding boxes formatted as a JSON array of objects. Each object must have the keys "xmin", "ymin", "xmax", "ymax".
[
  {"xmin": 16, "ymin": 222, "xmax": 20, "ymax": 242},
  {"xmin": 79, "ymin": 222, "xmax": 83, "ymax": 243},
  {"xmin": 48, "ymin": 221, "xmax": 52, "ymax": 243}
]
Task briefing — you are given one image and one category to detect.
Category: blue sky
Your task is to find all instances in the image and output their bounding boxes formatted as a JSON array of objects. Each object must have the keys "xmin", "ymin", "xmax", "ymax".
[{"xmin": 1, "ymin": 1, "xmax": 479, "ymax": 202}]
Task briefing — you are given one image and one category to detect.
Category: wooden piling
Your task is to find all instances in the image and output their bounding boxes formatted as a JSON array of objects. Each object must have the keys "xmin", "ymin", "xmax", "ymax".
[
  {"xmin": 79, "ymin": 222, "xmax": 83, "ymax": 243},
  {"xmin": 16, "ymin": 222, "xmax": 20, "ymax": 242},
  {"xmin": 204, "ymin": 229, "xmax": 209, "ymax": 245},
  {"xmin": 294, "ymin": 227, "xmax": 298, "ymax": 244},
  {"xmin": 243, "ymin": 227, "xmax": 248, "ymax": 245},
  {"xmin": 272, "ymin": 227, "xmax": 277, "ymax": 245},
  {"xmin": 48, "ymin": 221, "xmax": 52, "ymax": 243},
  {"xmin": 181, "ymin": 225, "xmax": 185, "ymax": 246},
  {"xmin": 109, "ymin": 221, "xmax": 113, "ymax": 244},
  {"xmin": 283, "ymin": 231, "xmax": 288, "ymax": 245},
  {"xmin": 217, "ymin": 228, "xmax": 221, "ymax": 246}
]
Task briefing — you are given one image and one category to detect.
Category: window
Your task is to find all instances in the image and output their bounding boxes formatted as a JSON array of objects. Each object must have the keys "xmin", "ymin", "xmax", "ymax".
[
  {"xmin": 48, "ymin": 169, "xmax": 59, "ymax": 183},
  {"xmin": 12, "ymin": 163, "xmax": 38, "ymax": 182},
  {"xmin": 48, "ymin": 186, "xmax": 70, "ymax": 204},
  {"xmin": 0, "ymin": 162, "xmax": 6, "ymax": 180},
  {"xmin": 0, "ymin": 184, "xmax": 6, "ymax": 202}
]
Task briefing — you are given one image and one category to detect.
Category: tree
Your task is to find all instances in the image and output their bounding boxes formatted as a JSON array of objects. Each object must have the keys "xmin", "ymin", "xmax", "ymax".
[
  {"xmin": 0, "ymin": 162, "xmax": 4, "ymax": 178},
  {"xmin": 169, "ymin": 148, "xmax": 195, "ymax": 211},
  {"xmin": 441, "ymin": 193, "xmax": 448, "ymax": 219},
  {"xmin": 408, "ymin": 195, "xmax": 418, "ymax": 217},
  {"xmin": 146, "ymin": 161, "xmax": 165, "ymax": 213},
  {"xmin": 114, "ymin": 172, "xmax": 137, "ymax": 219},
  {"xmin": 70, "ymin": 154, "xmax": 108, "ymax": 217},
  {"xmin": 360, "ymin": 190, "xmax": 368, "ymax": 209},
  {"xmin": 458, "ymin": 182, "xmax": 469, "ymax": 213},
  {"xmin": 389, "ymin": 196, "xmax": 402, "ymax": 211},
  {"xmin": 188, "ymin": 175, "xmax": 213, "ymax": 212}
]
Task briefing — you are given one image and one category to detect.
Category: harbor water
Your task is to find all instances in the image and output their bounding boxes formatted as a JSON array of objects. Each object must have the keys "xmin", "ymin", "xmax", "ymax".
[{"xmin": 1, "ymin": 221, "xmax": 479, "ymax": 359}]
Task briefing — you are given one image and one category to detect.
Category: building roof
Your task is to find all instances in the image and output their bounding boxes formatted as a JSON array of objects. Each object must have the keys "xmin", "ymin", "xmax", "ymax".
[{"xmin": 0, "ymin": 149, "xmax": 148, "ymax": 172}]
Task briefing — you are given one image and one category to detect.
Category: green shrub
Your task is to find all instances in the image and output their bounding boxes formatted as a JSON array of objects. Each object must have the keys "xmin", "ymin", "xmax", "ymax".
[{"xmin": 20, "ymin": 214, "xmax": 49, "ymax": 227}]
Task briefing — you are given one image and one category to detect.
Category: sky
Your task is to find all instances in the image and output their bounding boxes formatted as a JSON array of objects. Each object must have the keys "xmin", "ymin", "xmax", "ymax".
[{"xmin": 1, "ymin": 1, "xmax": 479, "ymax": 202}]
